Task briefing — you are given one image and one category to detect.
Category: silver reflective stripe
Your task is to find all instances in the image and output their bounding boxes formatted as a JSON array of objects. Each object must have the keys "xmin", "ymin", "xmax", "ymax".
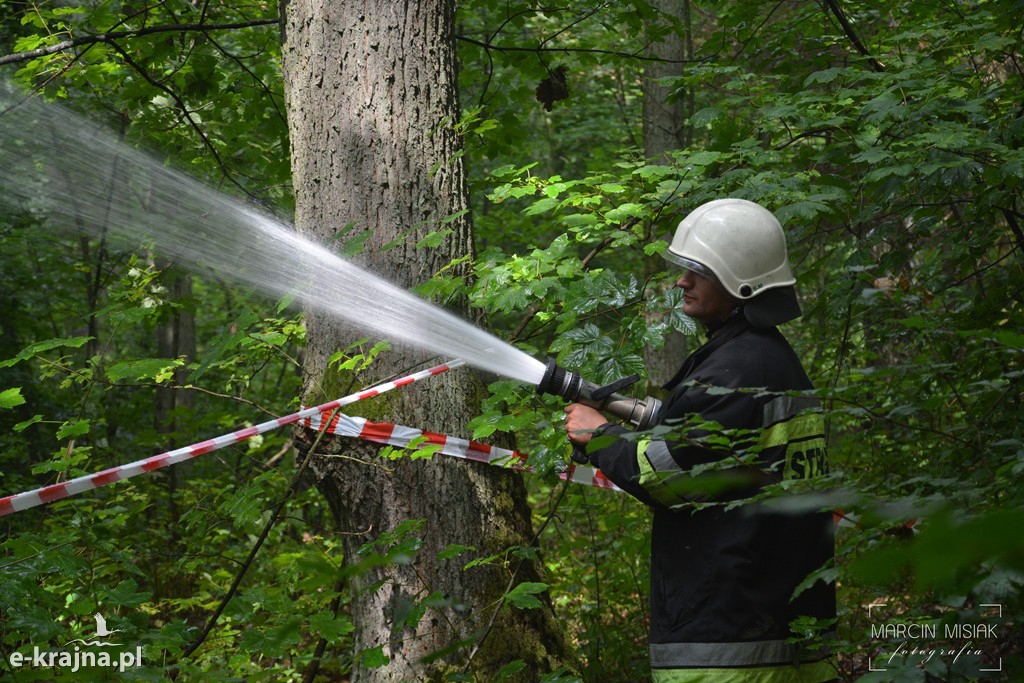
[
  {"xmin": 649, "ymin": 639, "xmax": 827, "ymax": 668},
  {"xmin": 644, "ymin": 440, "xmax": 678, "ymax": 472},
  {"xmin": 762, "ymin": 395, "xmax": 820, "ymax": 428}
]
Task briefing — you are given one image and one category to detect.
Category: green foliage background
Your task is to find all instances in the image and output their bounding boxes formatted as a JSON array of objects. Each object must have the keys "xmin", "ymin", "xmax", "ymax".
[{"xmin": 1, "ymin": 0, "xmax": 1022, "ymax": 680}]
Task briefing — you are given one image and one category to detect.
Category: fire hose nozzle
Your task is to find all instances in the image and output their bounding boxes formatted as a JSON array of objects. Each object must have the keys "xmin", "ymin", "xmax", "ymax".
[{"xmin": 537, "ymin": 358, "xmax": 662, "ymax": 463}]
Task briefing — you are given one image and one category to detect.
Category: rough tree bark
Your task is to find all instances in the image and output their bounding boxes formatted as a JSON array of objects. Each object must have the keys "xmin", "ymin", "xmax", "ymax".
[
  {"xmin": 643, "ymin": 0, "xmax": 693, "ymax": 390},
  {"xmin": 280, "ymin": 1, "xmax": 570, "ymax": 680},
  {"xmin": 154, "ymin": 263, "xmax": 195, "ymax": 569},
  {"xmin": 642, "ymin": 0, "xmax": 692, "ymax": 157}
]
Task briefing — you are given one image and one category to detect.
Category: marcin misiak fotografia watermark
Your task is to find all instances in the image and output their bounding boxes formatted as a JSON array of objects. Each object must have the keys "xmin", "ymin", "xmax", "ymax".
[
  {"xmin": 867, "ymin": 602, "xmax": 1004, "ymax": 676},
  {"xmin": 7, "ymin": 612, "xmax": 145, "ymax": 675}
]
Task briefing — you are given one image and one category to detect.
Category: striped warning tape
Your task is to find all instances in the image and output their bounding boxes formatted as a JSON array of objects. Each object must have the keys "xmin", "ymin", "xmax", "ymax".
[
  {"xmin": 0, "ymin": 358, "xmax": 619, "ymax": 517},
  {"xmin": 0, "ymin": 359, "xmax": 465, "ymax": 517},
  {"xmin": 300, "ymin": 411, "xmax": 621, "ymax": 493}
]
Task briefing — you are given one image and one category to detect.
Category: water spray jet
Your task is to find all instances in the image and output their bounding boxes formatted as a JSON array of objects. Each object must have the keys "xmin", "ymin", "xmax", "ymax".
[
  {"xmin": 0, "ymin": 83, "xmax": 662, "ymax": 473},
  {"xmin": 0, "ymin": 81, "xmax": 545, "ymax": 386}
]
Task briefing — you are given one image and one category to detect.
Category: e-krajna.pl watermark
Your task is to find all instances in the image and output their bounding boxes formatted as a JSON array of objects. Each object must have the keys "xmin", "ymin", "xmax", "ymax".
[
  {"xmin": 7, "ymin": 612, "xmax": 145, "ymax": 675},
  {"xmin": 8, "ymin": 645, "xmax": 144, "ymax": 674}
]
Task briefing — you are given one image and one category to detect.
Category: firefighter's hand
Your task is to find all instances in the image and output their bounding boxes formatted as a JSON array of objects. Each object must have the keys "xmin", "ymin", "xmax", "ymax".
[{"xmin": 564, "ymin": 404, "xmax": 608, "ymax": 446}]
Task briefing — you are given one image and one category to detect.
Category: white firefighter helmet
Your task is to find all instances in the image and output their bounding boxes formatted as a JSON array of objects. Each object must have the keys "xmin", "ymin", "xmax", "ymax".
[{"xmin": 664, "ymin": 198, "xmax": 802, "ymax": 327}]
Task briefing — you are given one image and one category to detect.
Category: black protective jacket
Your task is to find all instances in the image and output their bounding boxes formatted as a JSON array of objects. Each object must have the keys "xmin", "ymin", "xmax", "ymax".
[{"xmin": 590, "ymin": 315, "xmax": 835, "ymax": 677}]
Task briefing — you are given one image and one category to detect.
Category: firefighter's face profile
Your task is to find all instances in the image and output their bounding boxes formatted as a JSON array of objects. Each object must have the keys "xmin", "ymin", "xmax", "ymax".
[{"xmin": 676, "ymin": 269, "xmax": 736, "ymax": 325}]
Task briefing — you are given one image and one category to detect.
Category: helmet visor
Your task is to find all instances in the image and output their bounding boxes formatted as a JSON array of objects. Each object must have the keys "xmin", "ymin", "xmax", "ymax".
[{"xmin": 661, "ymin": 248, "xmax": 718, "ymax": 281}]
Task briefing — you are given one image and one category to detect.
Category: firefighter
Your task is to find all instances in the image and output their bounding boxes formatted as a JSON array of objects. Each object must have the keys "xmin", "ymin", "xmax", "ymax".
[{"xmin": 565, "ymin": 198, "xmax": 836, "ymax": 683}]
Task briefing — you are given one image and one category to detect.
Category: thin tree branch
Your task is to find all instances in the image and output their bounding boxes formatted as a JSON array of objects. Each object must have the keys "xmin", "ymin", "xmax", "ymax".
[
  {"xmin": 509, "ymin": 167, "xmax": 685, "ymax": 344},
  {"xmin": 301, "ymin": 578, "xmax": 346, "ymax": 683},
  {"xmin": 2, "ymin": 18, "xmax": 704, "ymax": 70},
  {"xmin": 32, "ymin": 354, "xmax": 283, "ymax": 417},
  {"xmin": 821, "ymin": 0, "xmax": 886, "ymax": 72},
  {"xmin": 200, "ymin": 31, "xmax": 287, "ymax": 126},
  {"xmin": 728, "ymin": 0, "xmax": 787, "ymax": 64},
  {"xmin": 537, "ymin": 2, "xmax": 610, "ymax": 51},
  {"xmin": 0, "ymin": 541, "xmax": 75, "ymax": 570},
  {"xmin": 455, "ymin": 33, "xmax": 704, "ymax": 64},
  {"xmin": 508, "ymin": 235, "xmax": 616, "ymax": 342},
  {"xmin": 0, "ymin": 20, "xmax": 278, "ymax": 66},
  {"xmin": 1000, "ymin": 207, "xmax": 1024, "ymax": 254},
  {"xmin": 773, "ymin": 126, "xmax": 842, "ymax": 150},
  {"xmin": 104, "ymin": 39, "xmax": 255, "ymax": 198},
  {"xmin": 936, "ymin": 246, "xmax": 1019, "ymax": 293},
  {"xmin": 173, "ymin": 404, "xmax": 341, "ymax": 668},
  {"xmin": 827, "ymin": 279, "xmax": 858, "ymax": 444},
  {"xmin": 461, "ymin": 476, "xmax": 574, "ymax": 673}
]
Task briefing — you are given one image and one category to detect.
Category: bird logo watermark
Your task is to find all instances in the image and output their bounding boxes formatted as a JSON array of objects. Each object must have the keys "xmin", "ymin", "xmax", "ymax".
[{"xmin": 7, "ymin": 611, "xmax": 144, "ymax": 675}]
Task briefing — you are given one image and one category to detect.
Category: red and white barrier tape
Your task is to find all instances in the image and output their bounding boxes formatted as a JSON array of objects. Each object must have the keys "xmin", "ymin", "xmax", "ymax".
[
  {"xmin": 0, "ymin": 359, "xmax": 465, "ymax": 517},
  {"xmin": 303, "ymin": 410, "xmax": 529, "ymax": 468},
  {"xmin": 1, "ymin": 358, "xmax": 621, "ymax": 517},
  {"xmin": 301, "ymin": 411, "xmax": 621, "ymax": 493}
]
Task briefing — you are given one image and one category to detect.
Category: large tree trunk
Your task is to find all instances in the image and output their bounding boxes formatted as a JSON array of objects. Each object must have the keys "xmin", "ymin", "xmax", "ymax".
[
  {"xmin": 280, "ymin": 1, "xmax": 569, "ymax": 680},
  {"xmin": 641, "ymin": 0, "xmax": 692, "ymax": 158},
  {"xmin": 154, "ymin": 263, "xmax": 196, "ymax": 577},
  {"xmin": 642, "ymin": 0, "xmax": 693, "ymax": 390}
]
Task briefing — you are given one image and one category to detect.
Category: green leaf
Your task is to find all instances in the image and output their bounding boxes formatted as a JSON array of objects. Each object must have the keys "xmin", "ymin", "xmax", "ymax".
[
  {"xmin": 505, "ymin": 581, "xmax": 548, "ymax": 609},
  {"xmin": 220, "ymin": 481, "xmax": 267, "ymax": 530},
  {"xmin": 468, "ymin": 412, "xmax": 503, "ymax": 438},
  {"xmin": 439, "ymin": 208, "xmax": 469, "ymax": 225},
  {"xmin": 14, "ymin": 414, "xmax": 44, "ymax": 432},
  {"xmin": 240, "ymin": 617, "xmax": 302, "ymax": 658},
  {"xmin": 463, "ymin": 552, "xmax": 501, "ymax": 570},
  {"xmin": 490, "ymin": 285, "xmax": 530, "ymax": 313},
  {"xmin": 13, "ymin": 34, "xmax": 46, "ymax": 52},
  {"xmin": 0, "ymin": 387, "xmax": 26, "ymax": 409},
  {"xmin": 106, "ymin": 358, "xmax": 182, "ymax": 383},
  {"xmin": 416, "ymin": 228, "xmax": 454, "ymax": 249},
  {"xmin": 497, "ymin": 660, "xmax": 528, "ymax": 680},
  {"xmin": 291, "ymin": 553, "xmax": 343, "ymax": 591},
  {"xmin": 360, "ymin": 645, "xmax": 390, "ymax": 668},
  {"xmin": 803, "ymin": 67, "xmax": 846, "ymax": 86},
  {"xmin": 523, "ymin": 197, "xmax": 559, "ymax": 216},
  {"xmin": 604, "ymin": 202, "xmax": 646, "ymax": 222},
  {"xmin": 850, "ymin": 508, "xmax": 1024, "ymax": 590},
  {"xmin": 56, "ymin": 419, "xmax": 90, "ymax": 440},
  {"xmin": 995, "ymin": 331, "xmax": 1024, "ymax": 349},
  {"xmin": 0, "ymin": 336, "xmax": 93, "ymax": 369},
  {"xmin": 103, "ymin": 579, "xmax": 152, "ymax": 608},
  {"xmin": 774, "ymin": 201, "xmax": 831, "ymax": 222},
  {"xmin": 310, "ymin": 613, "xmax": 354, "ymax": 641},
  {"xmin": 560, "ymin": 213, "xmax": 599, "ymax": 227},
  {"xmin": 341, "ymin": 229, "xmax": 373, "ymax": 257},
  {"xmin": 689, "ymin": 107, "xmax": 722, "ymax": 127},
  {"xmin": 682, "ymin": 150, "xmax": 723, "ymax": 166},
  {"xmin": 439, "ymin": 543, "xmax": 475, "ymax": 560}
]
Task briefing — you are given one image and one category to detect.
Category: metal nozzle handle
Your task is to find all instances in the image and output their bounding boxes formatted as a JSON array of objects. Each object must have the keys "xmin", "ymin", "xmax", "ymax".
[{"xmin": 537, "ymin": 358, "xmax": 661, "ymax": 431}]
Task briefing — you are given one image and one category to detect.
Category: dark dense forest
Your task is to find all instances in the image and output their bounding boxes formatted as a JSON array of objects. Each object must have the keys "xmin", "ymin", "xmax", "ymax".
[{"xmin": 1, "ymin": 1, "xmax": 1022, "ymax": 681}]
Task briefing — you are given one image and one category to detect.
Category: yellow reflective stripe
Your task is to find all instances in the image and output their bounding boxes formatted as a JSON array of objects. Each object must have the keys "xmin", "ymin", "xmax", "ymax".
[
  {"xmin": 638, "ymin": 406, "xmax": 831, "ymax": 499},
  {"xmin": 651, "ymin": 659, "xmax": 835, "ymax": 683},
  {"xmin": 759, "ymin": 414, "xmax": 823, "ymax": 449},
  {"xmin": 636, "ymin": 439, "xmax": 692, "ymax": 508},
  {"xmin": 758, "ymin": 411, "xmax": 830, "ymax": 480},
  {"xmin": 783, "ymin": 438, "xmax": 829, "ymax": 479}
]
